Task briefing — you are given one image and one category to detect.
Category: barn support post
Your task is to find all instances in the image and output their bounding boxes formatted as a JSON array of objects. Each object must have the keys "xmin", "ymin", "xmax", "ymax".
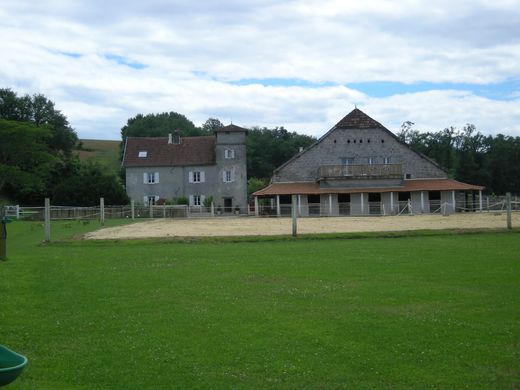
[
  {"xmin": 360, "ymin": 193, "xmax": 364, "ymax": 215},
  {"xmin": 420, "ymin": 191, "xmax": 425, "ymax": 213},
  {"xmin": 254, "ymin": 197, "xmax": 259, "ymax": 217},
  {"xmin": 479, "ymin": 190, "xmax": 483, "ymax": 212},
  {"xmin": 291, "ymin": 194, "xmax": 297, "ymax": 237},
  {"xmin": 298, "ymin": 194, "xmax": 301, "ymax": 216},
  {"xmin": 276, "ymin": 195, "xmax": 281, "ymax": 217},
  {"xmin": 328, "ymin": 194, "xmax": 332, "ymax": 216},
  {"xmin": 100, "ymin": 197, "xmax": 105, "ymax": 226},
  {"xmin": 506, "ymin": 192, "xmax": 512, "ymax": 229},
  {"xmin": 131, "ymin": 200, "xmax": 135, "ymax": 220},
  {"xmin": 452, "ymin": 190, "xmax": 456, "ymax": 213},
  {"xmin": 390, "ymin": 192, "xmax": 394, "ymax": 214},
  {"xmin": 44, "ymin": 198, "xmax": 51, "ymax": 242}
]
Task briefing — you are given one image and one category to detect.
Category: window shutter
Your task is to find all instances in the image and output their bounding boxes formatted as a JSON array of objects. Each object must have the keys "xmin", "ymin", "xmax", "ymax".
[
  {"xmin": 200, "ymin": 171, "xmax": 205, "ymax": 183},
  {"xmin": 231, "ymin": 170, "xmax": 235, "ymax": 182},
  {"xmin": 188, "ymin": 171, "xmax": 193, "ymax": 183},
  {"xmin": 189, "ymin": 195, "xmax": 194, "ymax": 206},
  {"xmin": 155, "ymin": 195, "xmax": 160, "ymax": 202},
  {"xmin": 143, "ymin": 196, "xmax": 148, "ymax": 205},
  {"xmin": 201, "ymin": 195, "xmax": 206, "ymax": 205},
  {"xmin": 155, "ymin": 172, "xmax": 160, "ymax": 184},
  {"xmin": 143, "ymin": 173, "xmax": 148, "ymax": 184},
  {"xmin": 231, "ymin": 149, "xmax": 235, "ymax": 158},
  {"xmin": 222, "ymin": 171, "xmax": 226, "ymax": 182}
]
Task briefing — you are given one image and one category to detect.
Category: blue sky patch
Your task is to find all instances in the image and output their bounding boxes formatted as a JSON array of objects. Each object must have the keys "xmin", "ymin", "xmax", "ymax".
[
  {"xmin": 53, "ymin": 50, "xmax": 82, "ymax": 58},
  {"xmin": 104, "ymin": 54, "xmax": 147, "ymax": 69},
  {"xmin": 347, "ymin": 80, "xmax": 520, "ymax": 101},
  {"xmin": 229, "ymin": 78, "xmax": 335, "ymax": 88}
]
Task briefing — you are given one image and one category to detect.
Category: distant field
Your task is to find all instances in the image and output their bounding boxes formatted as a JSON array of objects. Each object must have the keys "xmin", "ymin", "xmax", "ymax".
[
  {"xmin": 76, "ymin": 139, "xmax": 121, "ymax": 173},
  {"xmin": 1, "ymin": 222, "xmax": 519, "ymax": 389}
]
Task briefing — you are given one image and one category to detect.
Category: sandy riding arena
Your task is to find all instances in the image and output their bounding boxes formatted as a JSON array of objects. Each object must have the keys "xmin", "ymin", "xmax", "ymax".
[{"xmin": 83, "ymin": 212, "xmax": 519, "ymax": 240}]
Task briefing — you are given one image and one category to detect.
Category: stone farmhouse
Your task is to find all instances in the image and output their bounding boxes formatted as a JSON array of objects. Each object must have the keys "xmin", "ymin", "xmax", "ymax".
[
  {"xmin": 253, "ymin": 108, "xmax": 484, "ymax": 216},
  {"xmin": 122, "ymin": 125, "xmax": 248, "ymax": 211}
]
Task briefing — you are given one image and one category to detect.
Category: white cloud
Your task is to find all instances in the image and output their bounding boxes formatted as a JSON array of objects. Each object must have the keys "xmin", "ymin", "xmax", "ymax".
[{"xmin": 0, "ymin": 0, "xmax": 519, "ymax": 139}]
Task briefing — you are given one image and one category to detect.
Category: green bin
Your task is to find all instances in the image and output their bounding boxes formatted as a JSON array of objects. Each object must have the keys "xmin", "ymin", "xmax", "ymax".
[{"xmin": 0, "ymin": 345, "xmax": 28, "ymax": 387}]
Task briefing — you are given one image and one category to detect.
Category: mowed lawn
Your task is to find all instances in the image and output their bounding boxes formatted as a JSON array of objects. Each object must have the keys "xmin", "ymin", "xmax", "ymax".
[{"xmin": 1, "ymin": 222, "xmax": 519, "ymax": 389}]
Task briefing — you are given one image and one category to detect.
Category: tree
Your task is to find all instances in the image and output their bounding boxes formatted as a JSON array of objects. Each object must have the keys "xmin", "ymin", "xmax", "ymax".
[
  {"xmin": 247, "ymin": 126, "xmax": 315, "ymax": 179},
  {"xmin": 52, "ymin": 162, "xmax": 129, "ymax": 206},
  {"xmin": 121, "ymin": 112, "xmax": 203, "ymax": 139},
  {"xmin": 0, "ymin": 119, "xmax": 57, "ymax": 203},
  {"xmin": 0, "ymin": 88, "xmax": 78, "ymax": 155},
  {"xmin": 202, "ymin": 118, "xmax": 224, "ymax": 133}
]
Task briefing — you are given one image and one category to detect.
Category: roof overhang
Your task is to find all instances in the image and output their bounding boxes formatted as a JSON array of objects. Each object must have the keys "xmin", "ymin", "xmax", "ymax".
[{"xmin": 253, "ymin": 179, "xmax": 484, "ymax": 196}]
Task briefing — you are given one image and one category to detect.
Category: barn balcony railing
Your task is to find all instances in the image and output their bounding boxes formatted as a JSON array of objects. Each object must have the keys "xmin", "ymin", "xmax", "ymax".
[{"xmin": 318, "ymin": 164, "xmax": 403, "ymax": 180}]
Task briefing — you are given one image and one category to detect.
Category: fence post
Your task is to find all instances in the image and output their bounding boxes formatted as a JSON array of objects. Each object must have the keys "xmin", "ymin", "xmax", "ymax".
[
  {"xmin": 149, "ymin": 202, "xmax": 153, "ymax": 219},
  {"xmin": 506, "ymin": 192, "xmax": 512, "ymax": 229},
  {"xmin": 163, "ymin": 205, "xmax": 166, "ymax": 218},
  {"xmin": 407, "ymin": 199, "xmax": 412, "ymax": 215},
  {"xmin": 291, "ymin": 194, "xmax": 297, "ymax": 237},
  {"xmin": 211, "ymin": 202, "xmax": 215, "ymax": 217},
  {"xmin": 100, "ymin": 198, "xmax": 105, "ymax": 226},
  {"xmin": 131, "ymin": 200, "xmax": 135, "ymax": 220},
  {"xmin": 44, "ymin": 198, "xmax": 51, "ymax": 242}
]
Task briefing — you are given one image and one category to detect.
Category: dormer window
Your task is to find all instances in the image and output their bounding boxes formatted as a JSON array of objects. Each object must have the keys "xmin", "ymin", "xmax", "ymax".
[{"xmin": 138, "ymin": 151, "xmax": 147, "ymax": 158}]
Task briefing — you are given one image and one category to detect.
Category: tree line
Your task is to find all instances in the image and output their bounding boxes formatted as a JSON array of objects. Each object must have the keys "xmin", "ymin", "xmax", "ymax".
[
  {"xmin": 398, "ymin": 122, "xmax": 520, "ymax": 194},
  {"xmin": 0, "ymin": 89, "xmax": 128, "ymax": 206}
]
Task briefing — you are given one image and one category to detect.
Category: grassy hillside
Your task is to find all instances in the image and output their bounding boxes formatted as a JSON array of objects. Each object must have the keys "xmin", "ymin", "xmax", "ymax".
[
  {"xmin": 75, "ymin": 139, "xmax": 121, "ymax": 174},
  {"xmin": 2, "ymin": 224, "xmax": 519, "ymax": 389}
]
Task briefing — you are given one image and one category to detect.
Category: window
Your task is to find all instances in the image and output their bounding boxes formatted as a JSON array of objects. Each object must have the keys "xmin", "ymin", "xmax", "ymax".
[
  {"xmin": 138, "ymin": 151, "xmax": 147, "ymax": 158},
  {"xmin": 223, "ymin": 170, "xmax": 233, "ymax": 183},
  {"xmin": 143, "ymin": 172, "xmax": 159, "ymax": 184},
  {"xmin": 405, "ymin": 173, "xmax": 412, "ymax": 179},
  {"xmin": 383, "ymin": 157, "xmax": 391, "ymax": 164},
  {"xmin": 189, "ymin": 195, "xmax": 205, "ymax": 206},
  {"xmin": 145, "ymin": 196, "xmax": 157, "ymax": 206},
  {"xmin": 224, "ymin": 149, "xmax": 235, "ymax": 159},
  {"xmin": 341, "ymin": 158, "xmax": 354, "ymax": 165},
  {"xmin": 189, "ymin": 171, "xmax": 205, "ymax": 183},
  {"xmin": 367, "ymin": 157, "xmax": 376, "ymax": 165}
]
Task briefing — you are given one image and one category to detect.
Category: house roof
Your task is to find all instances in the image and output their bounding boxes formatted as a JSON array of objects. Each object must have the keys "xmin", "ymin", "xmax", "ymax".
[
  {"xmin": 122, "ymin": 136, "xmax": 216, "ymax": 167},
  {"xmin": 253, "ymin": 178, "xmax": 484, "ymax": 196},
  {"xmin": 216, "ymin": 124, "xmax": 248, "ymax": 133},
  {"xmin": 334, "ymin": 108, "xmax": 386, "ymax": 129}
]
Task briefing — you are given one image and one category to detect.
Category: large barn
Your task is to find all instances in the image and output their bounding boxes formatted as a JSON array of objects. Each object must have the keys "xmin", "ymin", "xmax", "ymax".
[{"xmin": 253, "ymin": 108, "xmax": 484, "ymax": 216}]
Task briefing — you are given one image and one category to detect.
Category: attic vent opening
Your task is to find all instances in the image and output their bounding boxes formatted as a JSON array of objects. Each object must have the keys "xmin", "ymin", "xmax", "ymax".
[{"xmin": 138, "ymin": 151, "xmax": 147, "ymax": 158}]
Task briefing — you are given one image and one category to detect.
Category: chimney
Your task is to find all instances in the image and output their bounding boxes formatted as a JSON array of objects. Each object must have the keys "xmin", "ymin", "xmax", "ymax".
[{"xmin": 168, "ymin": 133, "xmax": 173, "ymax": 144}]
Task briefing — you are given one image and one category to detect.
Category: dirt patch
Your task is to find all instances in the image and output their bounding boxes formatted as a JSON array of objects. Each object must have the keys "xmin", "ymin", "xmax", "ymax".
[{"xmin": 83, "ymin": 212, "xmax": 519, "ymax": 240}]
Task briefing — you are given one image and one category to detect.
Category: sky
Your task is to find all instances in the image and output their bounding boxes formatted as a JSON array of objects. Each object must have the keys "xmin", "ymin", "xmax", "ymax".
[{"xmin": 1, "ymin": 0, "xmax": 520, "ymax": 140}]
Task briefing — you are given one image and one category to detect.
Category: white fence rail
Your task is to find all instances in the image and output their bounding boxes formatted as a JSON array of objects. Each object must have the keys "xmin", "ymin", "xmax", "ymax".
[{"xmin": 3, "ymin": 194, "xmax": 519, "ymax": 221}]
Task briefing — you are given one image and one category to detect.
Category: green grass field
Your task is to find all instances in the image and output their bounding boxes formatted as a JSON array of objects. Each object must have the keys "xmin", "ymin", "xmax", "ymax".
[
  {"xmin": 1, "ymin": 221, "xmax": 519, "ymax": 389},
  {"xmin": 75, "ymin": 139, "xmax": 121, "ymax": 174}
]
